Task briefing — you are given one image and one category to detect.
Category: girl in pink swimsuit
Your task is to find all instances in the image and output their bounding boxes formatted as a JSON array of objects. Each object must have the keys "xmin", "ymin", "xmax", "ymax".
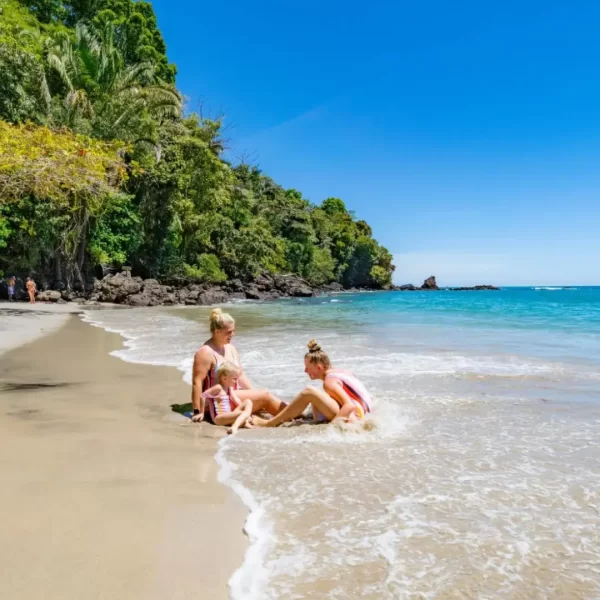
[
  {"xmin": 251, "ymin": 339, "xmax": 373, "ymax": 428},
  {"xmin": 201, "ymin": 361, "xmax": 254, "ymax": 435}
]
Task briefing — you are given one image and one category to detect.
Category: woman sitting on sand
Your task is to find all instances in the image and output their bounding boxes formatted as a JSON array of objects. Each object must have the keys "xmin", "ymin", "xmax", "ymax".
[
  {"xmin": 190, "ymin": 308, "xmax": 286, "ymax": 423},
  {"xmin": 251, "ymin": 340, "xmax": 373, "ymax": 428}
]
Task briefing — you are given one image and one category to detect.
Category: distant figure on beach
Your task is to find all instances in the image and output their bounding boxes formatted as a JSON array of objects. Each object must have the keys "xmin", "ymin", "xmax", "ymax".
[
  {"xmin": 190, "ymin": 308, "xmax": 286, "ymax": 423},
  {"xmin": 26, "ymin": 277, "xmax": 36, "ymax": 304},
  {"xmin": 251, "ymin": 340, "xmax": 373, "ymax": 428},
  {"xmin": 202, "ymin": 361, "xmax": 254, "ymax": 435},
  {"xmin": 7, "ymin": 276, "xmax": 16, "ymax": 301}
]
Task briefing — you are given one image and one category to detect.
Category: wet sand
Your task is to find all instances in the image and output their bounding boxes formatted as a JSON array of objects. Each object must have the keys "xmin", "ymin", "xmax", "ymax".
[{"xmin": 0, "ymin": 314, "xmax": 246, "ymax": 600}]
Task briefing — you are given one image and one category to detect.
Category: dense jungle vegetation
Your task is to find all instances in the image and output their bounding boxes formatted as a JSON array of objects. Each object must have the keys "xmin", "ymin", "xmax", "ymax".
[{"xmin": 0, "ymin": 0, "xmax": 395, "ymax": 289}]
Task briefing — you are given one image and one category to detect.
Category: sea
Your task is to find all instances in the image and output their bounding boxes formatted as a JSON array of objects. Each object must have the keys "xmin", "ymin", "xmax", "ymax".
[{"xmin": 83, "ymin": 287, "xmax": 600, "ymax": 600}]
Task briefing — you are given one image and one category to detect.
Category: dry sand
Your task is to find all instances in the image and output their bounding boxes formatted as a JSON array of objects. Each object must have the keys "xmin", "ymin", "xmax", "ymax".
[
  {"xmin": 0, "ymin": 314, "xmax": 246, "ymax": 600},
  {"xmin": 0, "ymin": 301, "xmax": 76, "ymax": 356}
]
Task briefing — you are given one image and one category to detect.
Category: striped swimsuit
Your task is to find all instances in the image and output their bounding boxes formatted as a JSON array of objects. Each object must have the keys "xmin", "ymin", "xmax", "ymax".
[
  {"xmin": 203, "ymin": 388, "xmax": 239, "ymax": 421},
  {"xmin": 202, "ymin": 347, "xmax": 240, "ymax": 421},
  {"xmin": 325, "ymin": 370, "xmax": 373, "ymax": 419}
]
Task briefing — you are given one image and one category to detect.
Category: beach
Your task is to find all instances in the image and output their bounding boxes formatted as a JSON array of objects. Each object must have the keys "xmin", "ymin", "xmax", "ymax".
[
  {"xmin": 83, "ymin": 289, "xmax": 600, "ymax": 599},
  {"xmin": 0, "ymin": 306, "xmax": 246, "ymax": 600},
  {"xmin": 2, "ymin": 288, "xmax": 599, "ymax": 599}
]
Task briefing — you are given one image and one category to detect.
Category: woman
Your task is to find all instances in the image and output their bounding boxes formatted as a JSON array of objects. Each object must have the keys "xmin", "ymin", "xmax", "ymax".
[
  {"xmin": 251, "ymin": 339, "xmax": 373, "ymax": 428},
  {"xmin": 190, "ymin": 308, "xmax": 286, "ymax": 423},
  {"xmin": 26, "ymin": 277, "xmax": 36, "ymax": 304}
]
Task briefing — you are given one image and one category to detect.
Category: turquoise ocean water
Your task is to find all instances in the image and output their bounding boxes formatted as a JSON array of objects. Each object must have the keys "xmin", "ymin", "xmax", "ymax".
[{"xmin": 85, "ymin": 287, "xmax": 600, "ymax": 599}]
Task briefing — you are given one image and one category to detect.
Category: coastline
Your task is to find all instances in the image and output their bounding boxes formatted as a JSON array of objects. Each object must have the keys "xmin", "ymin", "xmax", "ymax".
[{"xmin": 0, "ymin": 312, "xmax": 246, "ymax": 600}]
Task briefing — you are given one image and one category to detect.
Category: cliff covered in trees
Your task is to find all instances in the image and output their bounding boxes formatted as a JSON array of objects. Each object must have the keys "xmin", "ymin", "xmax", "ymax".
[{"xmin": 0, "ymin": 0, "xmax": 395, "ymax": 292}]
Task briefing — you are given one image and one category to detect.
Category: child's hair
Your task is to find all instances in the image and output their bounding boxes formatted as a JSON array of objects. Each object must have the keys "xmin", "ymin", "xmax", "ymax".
[
  {"xmin": 209, "ymin": 308, "xmax": 235, "ymax": 333},
  {"xmin": 217, "ymin": 361, "xmax": 240, "ymax": 384},
  {"xmin": 305, "ymin": 339, "xmax": 331, "ymax": 369}
]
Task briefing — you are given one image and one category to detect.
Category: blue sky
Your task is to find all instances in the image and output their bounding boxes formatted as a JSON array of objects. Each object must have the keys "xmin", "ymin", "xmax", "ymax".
[{"xmin": 151, "ymin": 0, "xmax": 600, "ymax": 286}]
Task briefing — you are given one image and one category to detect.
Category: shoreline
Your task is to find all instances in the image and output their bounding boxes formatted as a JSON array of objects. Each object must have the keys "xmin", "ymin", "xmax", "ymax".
[{"xmin": 0, "ymin": 312, "xmax": 247, "ymax": 600}]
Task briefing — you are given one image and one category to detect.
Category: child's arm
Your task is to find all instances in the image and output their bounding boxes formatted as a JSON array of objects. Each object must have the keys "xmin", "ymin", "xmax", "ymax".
[{"xmin": 204, "ymin": 384, "xmax": 224, "ymax": 397}]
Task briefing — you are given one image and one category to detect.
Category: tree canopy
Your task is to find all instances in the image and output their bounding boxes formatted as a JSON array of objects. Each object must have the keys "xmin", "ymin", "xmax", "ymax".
[{"xmin": 0, "ymin": 0, "xmax": 395, "ymax": 288}]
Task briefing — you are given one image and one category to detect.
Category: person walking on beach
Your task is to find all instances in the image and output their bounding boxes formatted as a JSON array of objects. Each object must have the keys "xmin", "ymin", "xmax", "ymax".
[
  {"xmin": 26, "ymin": 277, "xmax": 36, "ymax": 304},
  {"xmin": 201, "ymin": 361, "xmax": 254, "ymax": 434},
  {"xmin": 7, "ymin": 276, "xmax": 16, "ymax": 302},
  {"xmin": 251, "ymin": 339, "xmax": 373, "ymax": 428},
  {"xmin": 190, "ymin": 308, "xmax": 286, "ymax": 423}
]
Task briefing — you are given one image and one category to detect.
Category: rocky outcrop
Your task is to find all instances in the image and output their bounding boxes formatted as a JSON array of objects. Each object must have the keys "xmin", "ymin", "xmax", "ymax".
[
  {"xmin": 320, "ymin": 282, "xmax": 344, "ymax": 293},
  {"xmin": 79, "ymin": 271, "xmax": 319, "ymax": 307},
  {"xmin": 394, "ymin": 284, "xmax": 418, "ymax": 291},
  {"xmin": 392, "ymin": 276, "xmax": 500, "ymax": 292},
  {"xmin": 421, "ymin": 276, "xmax": 439, "ymax": 290},
  {"xmin": 447, "ymin": 285, "xmax": 500, "ymax": 291},
  {"xmin": 36, "ymin": 290, "xmax": 62, "ymax": 302}
]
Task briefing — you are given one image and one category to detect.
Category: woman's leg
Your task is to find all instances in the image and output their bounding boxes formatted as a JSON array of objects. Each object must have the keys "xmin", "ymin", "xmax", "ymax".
[
  {"xmin": 236, "ymin": 388, "xmax": 286, "ymax": 416},
  {"xmin": 252, "ymin": 386, "xmax": 339, "ymax": 428}
]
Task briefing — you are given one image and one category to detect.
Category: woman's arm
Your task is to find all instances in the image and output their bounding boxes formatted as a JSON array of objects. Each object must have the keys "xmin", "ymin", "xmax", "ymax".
[
  {"xmin": 232, "ymin": 346, "xmax": 254, "ymax": 390},
  {"xmin": 191, "ymin": 348, "xmax": 213, "ymax": 422}
]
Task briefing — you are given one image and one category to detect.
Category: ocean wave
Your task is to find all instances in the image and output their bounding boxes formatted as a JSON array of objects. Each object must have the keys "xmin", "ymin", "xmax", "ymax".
[{"xmin": 216, "ymin": 439, "xmax": 275, "ymax": 600}]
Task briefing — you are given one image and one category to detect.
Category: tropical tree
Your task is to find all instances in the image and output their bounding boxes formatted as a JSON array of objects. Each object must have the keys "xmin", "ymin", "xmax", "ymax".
[
  {"xmin": 42, "ymin": 21, "xmax": 181, "ymax": 137},
  {"xmin": 0, "ymin": 120, "xmax": 130, "ymax": 286}
]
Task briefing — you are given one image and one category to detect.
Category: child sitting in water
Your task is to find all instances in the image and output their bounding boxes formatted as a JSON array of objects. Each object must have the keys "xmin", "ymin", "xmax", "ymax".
[{"xmin": 201, "ymin": 361, "xmax": 254, "ymax": 435}]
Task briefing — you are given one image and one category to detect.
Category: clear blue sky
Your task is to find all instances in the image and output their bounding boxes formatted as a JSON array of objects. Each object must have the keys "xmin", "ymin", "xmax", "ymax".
[{"xmin": 151, "ymin": 0, "xmax": 600, "ymax": 286}]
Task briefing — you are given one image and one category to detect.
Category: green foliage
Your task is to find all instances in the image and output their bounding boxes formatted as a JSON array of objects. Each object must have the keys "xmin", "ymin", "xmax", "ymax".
[
  {"xmin": 183, "ymin": 253, "xmax": 227, "ymax": 283},
  {"xmin": 89, "ymin": 192, "xmax": 140, "ymax": 264},
  {"xmin": 306, "ymin": 247, "xmax": 336, "ymax": 286},
  {"xmin": 0, "ymin": 44, "xmax": 44, "ymax": 123},
  {"xmin": 18, "ymin": 0, "xmax": 175, "ymax": 81},
  {"xmin": 0, "ymin": 120, "xmax": 128, "ymax": 285},
  {"xmin": 1, "ymin": 0, "xmax": 395, "ymax": 291}
]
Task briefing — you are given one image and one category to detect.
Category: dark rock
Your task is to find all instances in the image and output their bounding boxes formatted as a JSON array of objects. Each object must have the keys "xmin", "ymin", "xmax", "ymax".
[
  {"xmin": 396, "ymin": 284, "xmax": 418, "ymax": 291},
  {"xmin": 273, "ymin": 274, "xmax": 313, "ymax": 297},
  {"xmin": 163, "ymin": 293, "xmax": 177, "ymax": 305},
  {"xmin": 197, "ymin": 290, "xmax": 230, "ymax": 305},
  {"xmin": 244, "ymin": 285, "xmax": 265, "ymax": 300},
  {"xmin": 228, "ymin": 292, "xmax": 247, "ymax": 301},
  {"xmin": 421, "ymin": 276, "xmax": 439, "ymax": 290},
  {"xmin": 255, "ymin": 273, "xmax": 275, "ymax": 291},
  {"xmin": 37, "ymin": 290, "xmax": 62, "ymax": 302},
  {"xmin": 447, "ymin": 285, "xmax": 500, "ymax": 291},
  {"xmin": 140, "ymin": 281, "xmax": 168, "ymax": 306},
  {"xmin": 127, "ymin": 292, "xmax": 152, "ymax": 307},
  {"xmin": 95, "ymin": 264, "xmax": 119, "ymax": 280},
  {"xmin": 224, "ymin": 279, "xmax": 245, "ymax": 293},
  {"xmin": 245, "ymin": 286, "xmax": 281, "ymax": 301},
  {"xmin": 320, "ymin": 282, "xmax": 344, "ymax": 293}
]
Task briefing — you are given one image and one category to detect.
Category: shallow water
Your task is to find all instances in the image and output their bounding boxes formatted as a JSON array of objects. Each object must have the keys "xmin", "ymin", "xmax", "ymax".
[{"xmin": 84, "ymin": 287, "xmax": 600, "ymax": 599}]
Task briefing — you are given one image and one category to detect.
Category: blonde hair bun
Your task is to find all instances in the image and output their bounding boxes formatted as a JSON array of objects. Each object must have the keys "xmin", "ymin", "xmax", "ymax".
[
  {"xmin": 307, "ymin": 339, "xmax": 322, "ymax": 353},
  {"xmin": 209, "ymin": 307, "xmax": 235, "ymax": 333}
]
